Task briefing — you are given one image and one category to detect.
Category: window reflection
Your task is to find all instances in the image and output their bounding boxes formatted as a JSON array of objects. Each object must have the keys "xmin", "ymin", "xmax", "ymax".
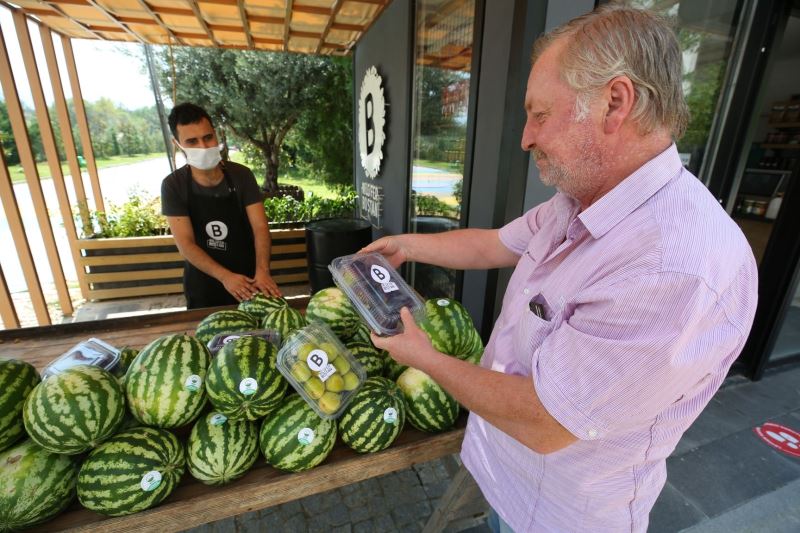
[{"xmin": 409, "ymin": 0, "xmax": 475, "ymax": 299}]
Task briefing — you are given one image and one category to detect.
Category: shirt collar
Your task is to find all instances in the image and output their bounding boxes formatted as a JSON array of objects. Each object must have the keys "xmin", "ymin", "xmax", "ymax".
[{"xmin": 578, "ymin": 143, "xmax": 683, "ymax": 239}]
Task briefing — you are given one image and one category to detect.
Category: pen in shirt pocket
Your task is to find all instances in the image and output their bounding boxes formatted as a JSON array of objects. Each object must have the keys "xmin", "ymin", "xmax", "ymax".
[{"xmin": 528, "ymin": 293, "xmax": 549, "ymax": 321}]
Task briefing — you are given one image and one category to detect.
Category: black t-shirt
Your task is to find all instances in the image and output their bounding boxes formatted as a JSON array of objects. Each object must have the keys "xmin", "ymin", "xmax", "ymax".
[{"xmin": 160, "ymin": 162, "xmax": 264, "ymax": 216}]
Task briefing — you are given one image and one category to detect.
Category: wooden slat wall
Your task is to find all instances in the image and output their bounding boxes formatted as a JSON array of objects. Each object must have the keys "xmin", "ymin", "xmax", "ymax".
[{"xmin": 76, "ymin": 228, "xmax": 309, "ymax": 301}]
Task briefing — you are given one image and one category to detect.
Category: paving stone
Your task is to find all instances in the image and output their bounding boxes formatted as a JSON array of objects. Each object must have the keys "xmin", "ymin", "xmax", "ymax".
[
  {"xmin": 277, "ymin": 499, "xmax": 303, "ymax": 516},
  {"xmin": 301, "ymin": 490, "xmax": 342, "ymax": 514},
  {"xmin": 342, "ymin": 487, "xmax": 369, "ymax": 508},
  {"xmin": 666, "ymin": 426, "xmax": 800, "ymax": 518},
  {"xmin": 258, "ymin": 508, "xmax": 291, "ymax": 531},
  {"xmin": 322, "ymin": 500, "xmax": 351, "ymax": 527},
  {"xmin": 647, "ymin": 482, "xmax": 707, "ymax": 533},
  {"xmin": 348, "ymin": 496, "xmax": 382, "ymax": 523},
  {"xmin": 423, "ymin": 479, "xmax": 451, "ymax": 499},
  {"xmin": 233, "ymin": 511, "xmax": 265, "ymax": 533},
  {"xmin": 353, "ymin": 519, "xmax": 374, "ymax": 533},
  {"xmin": 282, "ymin": 512, "xmax": 308, "ymax": 531},
  {"xmin": 392, "ymin": 500, "xmax": 432, "ymax": 527},
  {"xmin": 373, "ymin": 512, "xmax": 398, "ymax": 532}
]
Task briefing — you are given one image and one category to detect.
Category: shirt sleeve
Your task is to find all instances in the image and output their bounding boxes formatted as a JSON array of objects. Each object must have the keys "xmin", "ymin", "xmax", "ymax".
[
  {"xmin": 235, "ymin": 165, "xmax": 265, "ymax": 207},
  {"xmin": 533, "ymin": 271, "xmax": 743, "ymax": 441},
  {"xmin": 160, "ymin": 174, "xmax": 188, "ymax": 216}
]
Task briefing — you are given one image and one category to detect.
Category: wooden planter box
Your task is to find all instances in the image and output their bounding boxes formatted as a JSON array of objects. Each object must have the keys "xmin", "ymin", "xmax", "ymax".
[{"xmin": 77, "ymin": 229, "xmax": 309, "ymax": 302}]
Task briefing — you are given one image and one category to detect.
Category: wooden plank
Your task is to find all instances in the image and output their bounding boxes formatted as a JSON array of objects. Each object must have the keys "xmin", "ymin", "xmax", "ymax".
[
  {"xmin": 272, "ymin": 272, "xmax": 309, "ymax": 284},
  {"xmin": 134, "ymin": 0, "xmax": 185, "ymax": 46},
  {"xmin": 0, "ymin": 262, "xmax": 19, "ymax": 329},
  {"xmin": 271, "ymin": 242, "xmax": 306, "ymax": 254},
  {"xmin": 283, "ymin": 0, "xmax": 293, "ymax": 51},
  {"xmin": 79, "ymin": 252, "xmax": 184, "ymax": 267},
  {"xmin": 187, "ymin": 0, "xmax": 219, "ymax": 47},
  {"xmin": 269, "ymin": 258, "xmax": 307, "ymax": 270},
  {"xmin": 84, "ymin": 268, "xmax": 184, "ymax": 284},
  {"xmin": 87, "ymin": 283, "xmax": 184, "ymax": 301},
  {"xmin": 0, "ymin": 25, "xmax": 52, "ymax": 325},
  {"xmin": 271, "ymin": 228, "xmax": 306, "ymax": 240},
  {"xmin": 236, "ymin": 0, "xmax": 253, "ymax": 49},
  {"xmin": 78, "ymin": 236, "xmax": 177, "ymax": 250}
]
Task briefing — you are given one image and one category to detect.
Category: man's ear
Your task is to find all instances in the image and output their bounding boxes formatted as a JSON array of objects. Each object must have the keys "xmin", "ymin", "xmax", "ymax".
[{"xmin": 603, "ymin": 76, "xmax": 635, "ymax": 134}]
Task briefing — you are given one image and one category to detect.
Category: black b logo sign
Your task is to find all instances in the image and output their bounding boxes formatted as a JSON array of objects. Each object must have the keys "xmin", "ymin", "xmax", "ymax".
[
  {"xmin": 205, "ymin": 220, "xmax": 229, "ymax": 240},
  {"xmin": 364, "ymin": 93, "xmax": 375, "ymax": 154}
]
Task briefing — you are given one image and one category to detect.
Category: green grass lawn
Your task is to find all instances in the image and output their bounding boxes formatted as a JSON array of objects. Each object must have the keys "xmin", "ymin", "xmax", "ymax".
[
  {"xmin": 7, "ymin": 152, "xmax": 167, "ymax": 184},
  {"xmin": 228, "ymin": 151, "xmax": 340, "ymax": 199},
  {"xmin": 414, "ymin": 159, "xmax": 464, "ymax": 173}
]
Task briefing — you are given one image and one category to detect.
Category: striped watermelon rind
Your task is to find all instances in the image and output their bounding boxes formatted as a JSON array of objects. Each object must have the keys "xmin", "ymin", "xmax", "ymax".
[
  {"xmin": 259, "ymin": 395, "xmax": 336, "ymax": 472},
  {"xmin": 0, "ymin": 359, "xmax": 40, "ymax": 453},
  {"xmin": 77, "ymin": 427, "xmax": 185, "ymax": 517},
  {"xmin": 126, "ymin": 334, "xmax": 210, "ymax": 428},
  {"xmin": 396, "ymin": 368, "xmax": 459, "ymax": 433},
  {"xmin": 238, "ymin": 294, "xmax": 289, "ymax": 323},
  {"xmin": 261, "ymin": 306, "xmax": 307, "ymax": 341},
  {"xmin": 23, "ymin": 365, "xmax": 125, "ymax": 455},
  {"xmin": 305, "ymin": 287, "xmax": 361, "ymax": 340},
  {"xmin": 418, "ymin": 298, "xmax": 476, "ymax": 357},
  {"xmin": 339, "ymin": 377, "xmax": 406, "ymax": 453},
  {"xmin": 187, "ymin": 412, "xmax": 259, "ymax": 486},
  {"xmin": 111, "ymin": 347, "xmax": 139, "ymax": 378},
  {"xmin": 195, "ymin": 310, "xmax": 258, "ymax": 346},
  {"xmin": 206, "ymin": 336, "xmax": 287, "ymax": 421},
  {"xmin": 384, "ymin": 357, "xmax": 408, "ymax": 381},
  {"xmin": 0, "ymin": 439, "xmax": 79, "ymax": 530},
  {"xmin": 345, "ymin": 342, "xmax": 387, "ymax": 378}
]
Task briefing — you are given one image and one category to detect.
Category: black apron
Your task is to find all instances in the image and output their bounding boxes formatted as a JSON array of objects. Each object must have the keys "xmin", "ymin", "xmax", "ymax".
[{"xmin": 183, "ymin": 164, "xmax": 255, "ymax": 309}]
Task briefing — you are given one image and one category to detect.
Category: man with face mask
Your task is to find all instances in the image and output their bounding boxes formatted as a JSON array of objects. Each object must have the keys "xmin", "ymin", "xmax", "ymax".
[{"xmin": 161, "ymin": 102, "xmax": 281, "ymax": 309}]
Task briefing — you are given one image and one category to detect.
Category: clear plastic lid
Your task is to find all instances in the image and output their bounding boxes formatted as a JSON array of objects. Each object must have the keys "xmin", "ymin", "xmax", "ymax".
[
  {"xmin": 207, "ymin": 329, "xmax": 282, "ymax": 355},
  {"xmin": 329, "ymin": 252, "xmax": 424, "ymax": 336},
  {"xmin": 276, "ymin": 321, "xmax": 365, "ymax": 420},
  {"xmin": 41, "ymin": 338, "xmax": 120, "ymax": 380}
]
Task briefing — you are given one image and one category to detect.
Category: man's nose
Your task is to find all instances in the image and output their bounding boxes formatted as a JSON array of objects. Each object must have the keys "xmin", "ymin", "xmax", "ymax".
[{"xmin": 521, "ymin": 120, "xmax": 536, "ymax": 152}]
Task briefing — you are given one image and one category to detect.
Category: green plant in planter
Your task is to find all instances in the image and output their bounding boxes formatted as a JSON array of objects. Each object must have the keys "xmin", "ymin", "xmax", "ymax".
[
  {"xmin": 78, "ymin": 192, "xmax": 169, "ymax": 238},
  {"xmin": 264, "ymin": 186, "xmax": 357, "ymax": 224}
]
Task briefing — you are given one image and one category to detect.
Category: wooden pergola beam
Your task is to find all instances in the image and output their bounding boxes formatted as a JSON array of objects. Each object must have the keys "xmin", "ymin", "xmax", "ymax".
[
  {"xmin": 0, "ymin": 26, "xmax": 52, "ymax": 324},
  {"xmin": 316, "ymin": 0, "xmax": 345, "ymax": 54},
  {"xmin": 41, "ymin": 1, "xmax": 107, "ymax": 40},
  {"xmin": 346, "ymin": 0, "xmax": 388, "ymax": 52},
  {"xmin": 236, "ymin": 0, "xmax": 254, "ymax": 49},
  {"xmin": 85, "ymin": 0, "xmax": 147, "ymax": 43},
  {"xmin": 13, "ymin": 9, "xmax": 75, "ymax": 317},
  {"xmin": 187, "ymin": 0, "xmax": 220, "ymax": 46},
  {"xmin": 248, "ymin": 14, "xmax": 284, "ymax": 25},
  {"xmin": 136, "ymin": 0, "xmax": 186, "ymax": 45},
  {"xmin": 61, "ymin": 35, "xmax": 104, "ymax": 214},
  {"xmin": 0, "ymin": 260, "xmax": 19, "ymax": 329},
  {"xmin": 283, "ymin": 0, "xmax": 293, "ymax": 52}
]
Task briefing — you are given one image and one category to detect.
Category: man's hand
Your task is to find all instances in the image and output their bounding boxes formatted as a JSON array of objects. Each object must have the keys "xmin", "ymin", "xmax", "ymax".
[
  {"xmin": 370, "ymin": 307, "xmax": 436, "ymax": 368},
  {"xmin": 253, "ymin": 270, "xmax": 282, "ymax": 298},
  {"xmin": 360, "ymin": 236, "xmax": 410, "ymax": 269},
  {"xmin": 221, "ymin": 272, "xmax": 258, "ymax": 302}
]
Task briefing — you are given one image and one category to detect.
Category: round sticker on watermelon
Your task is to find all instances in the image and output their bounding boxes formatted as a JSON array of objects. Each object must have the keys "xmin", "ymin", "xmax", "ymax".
[
  {"xmin": 210, "ymin": 413, "xmax": 227, "ymax": 426},
  {"xmin": 437, "ymin": 299, "xmax": 450, "ymax": 307},
  {"xmin": 140, "ymin": 471, "xmax": 162, "ymax": 492},
  {"xmin": 239, "ymin": 377, "xmax": 258, "ymax": 395},
  {"xmin": 297, "ymin": 427, "xmax": 315, "ymax": 445},
  {"xmin": 384, "ymin": 407, "xmax": 398, "ymax": 424},
  {"xmin": 184, "ymin": 374, "xmax": 202, "ymax": 392}
]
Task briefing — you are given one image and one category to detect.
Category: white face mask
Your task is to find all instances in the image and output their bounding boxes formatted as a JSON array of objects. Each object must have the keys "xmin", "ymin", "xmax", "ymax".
[{"xmin": 177, "ymin": 143, "xmax": 222, "ymax": 170}]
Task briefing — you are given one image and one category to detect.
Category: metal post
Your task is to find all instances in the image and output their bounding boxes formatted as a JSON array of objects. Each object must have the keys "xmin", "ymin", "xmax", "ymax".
[{"xmin": 144, "ymin": 43, "xmax": 175, "ymax": 174}]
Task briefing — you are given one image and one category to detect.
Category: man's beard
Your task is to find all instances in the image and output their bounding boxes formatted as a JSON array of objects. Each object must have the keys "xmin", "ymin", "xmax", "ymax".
[{"xmin": 533, "ymin": 135, "xmax": 602, "ymax": 200}]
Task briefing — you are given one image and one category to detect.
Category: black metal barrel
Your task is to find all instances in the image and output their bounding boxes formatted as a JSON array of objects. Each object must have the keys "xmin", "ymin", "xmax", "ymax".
[{"xmin": 305, "ymin": 218, "xmax": 373, "ymax": 294}]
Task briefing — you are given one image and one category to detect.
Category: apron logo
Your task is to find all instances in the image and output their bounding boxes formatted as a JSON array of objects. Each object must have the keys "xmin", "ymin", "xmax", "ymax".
[{"xmin": 206, "ymin": 221, "xmax": 228, "ymax": 251}]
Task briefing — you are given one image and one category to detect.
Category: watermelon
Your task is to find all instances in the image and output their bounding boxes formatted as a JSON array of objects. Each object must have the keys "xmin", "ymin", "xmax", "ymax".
[
  {"xmin": 187, "ymin": 412, "xmax": 259, "ymax": 485},
  {"xmin": 23, "ymin": 365, "xmax": 125, "ymax": 454},
  {"xmin": 418, "ymin": 298, "xmax": 477, "ymax": 356},
  {"xmin": 384, "ymin": 357, "xmax": 408, "ymax": 381},
  {"xmin": 238, "ymin": 294, "xmax": 288, "ymax": 323},
  {"xmin": 0, "ymin": 359, "xmax": 39, "ymax": 453},
  {"xmin": 346, "ymin": 341, "xmax": 387, "ymax": 378},
  {"xmin": 305, "ymin": 287, "xmax": 360, "ymax": 339},
  {"xmin": 195, "ymin": 310, "xmax": 258, "ymax": 346},
  {"xmin": 126, "ymin": 334, "xmax": 209, "ymax": 428},
  {"xmin": 259, "ymin": 395, "xmax": 336, "ymax": 472},
  {"xmin": 347, "ymin": 322, "xmax": 373, "ymax": 344},
  {"xmin": 339, "ymin": 377, "xmax": 406, "ymax": 453},
  {"xmin": 206, "ymin": 336, "xmax": 287, "ymax": 421},
  {"xmin": 396, "ymin": 368, "xmax": 459, "ymax": 433},
  {"xmin": 0, "ymin": 439, "xmax": 79, "ymax": 530},
  {"xmin": 77, "ymin": 427, "xmax": 185, "ymax": 516},
  {"xmin": 261, "ymin": 306, "xmax": 307, "ymax": 341},
  {"xmin": 111, "ymin": 346, "xmax": 139, "ymax": 378}
]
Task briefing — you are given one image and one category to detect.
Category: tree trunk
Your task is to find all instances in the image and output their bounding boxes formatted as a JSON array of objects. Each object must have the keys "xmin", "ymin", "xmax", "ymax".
[{"xmin": 261, "ymin": 143, "xmax": 280, "ymax": 196}]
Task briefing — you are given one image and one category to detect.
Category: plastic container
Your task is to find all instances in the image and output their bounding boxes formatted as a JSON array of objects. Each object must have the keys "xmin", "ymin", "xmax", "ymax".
[
  {"xmin": 41, "ymin": 338, "xmax": 120, "ymax": 380},
  {"xmin": 329, "ymin": 252, "xmax": 425, "ymax": 336},
  {"xmin": 276, "ymin": 321, "xmax": 366, "ymax": 419},
  {"xmin": 207, "ymin": 329, "xmax": 282, "ymax": 355}
]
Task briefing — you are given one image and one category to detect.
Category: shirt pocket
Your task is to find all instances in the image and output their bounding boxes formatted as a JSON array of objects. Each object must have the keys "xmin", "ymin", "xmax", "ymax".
[{"xmin": 513, "ymin": 297, "xmax": 558, "ymax": 372}]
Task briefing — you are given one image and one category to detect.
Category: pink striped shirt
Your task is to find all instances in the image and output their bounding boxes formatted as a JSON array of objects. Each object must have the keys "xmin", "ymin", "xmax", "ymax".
[{"xmin": 460, "ymin": 145, "xmax": 758, "ymax": 532}]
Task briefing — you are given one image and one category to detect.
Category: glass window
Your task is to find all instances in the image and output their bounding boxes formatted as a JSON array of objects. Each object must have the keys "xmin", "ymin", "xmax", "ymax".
[
  {"xmin": 628, "ymin": 0, "xmax": 744, "ymax": 176},
  {"xmin": 407, "ymin": 0, "xmax": 476, "ymax": 299}
]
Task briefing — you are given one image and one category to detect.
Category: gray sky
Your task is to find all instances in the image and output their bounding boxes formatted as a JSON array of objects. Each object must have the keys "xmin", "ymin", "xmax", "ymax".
[{"xmin": 0, "ymin": 6, "xmax": 155, "ymax": 110}]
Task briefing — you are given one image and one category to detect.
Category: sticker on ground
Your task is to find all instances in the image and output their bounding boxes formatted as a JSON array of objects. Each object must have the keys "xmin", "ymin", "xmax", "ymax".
[{"xmin": 753, "ymin": 422, "xmax": 800, "ymax": 458}]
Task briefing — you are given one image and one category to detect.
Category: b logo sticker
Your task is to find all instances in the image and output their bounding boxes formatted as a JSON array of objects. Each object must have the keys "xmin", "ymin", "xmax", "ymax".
[{"xmin": 206, "ymin": 221, "xmax": 228, "ymax": 240}]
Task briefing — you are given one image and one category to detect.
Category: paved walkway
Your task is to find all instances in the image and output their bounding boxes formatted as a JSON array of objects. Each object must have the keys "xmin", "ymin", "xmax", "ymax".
[{"xmin": 187, "ymin": 363, "xmax": 800, "ymax": 533}]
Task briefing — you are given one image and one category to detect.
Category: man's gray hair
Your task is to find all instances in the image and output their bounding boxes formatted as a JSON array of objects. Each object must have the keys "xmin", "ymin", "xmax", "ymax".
[{"xmin": 532, "ymin": 4, "xmax": 689, "ymax": 139}]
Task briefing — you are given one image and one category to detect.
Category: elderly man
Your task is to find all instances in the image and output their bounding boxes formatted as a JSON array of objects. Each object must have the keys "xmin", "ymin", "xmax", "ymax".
[{"xmin": 367, "ymin": 5, "xmax": 758, "ymax": 532}]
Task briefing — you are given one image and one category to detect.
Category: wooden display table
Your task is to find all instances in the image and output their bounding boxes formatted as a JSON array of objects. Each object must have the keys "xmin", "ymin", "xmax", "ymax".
[{"xmin": 0, "ymin": 303, "xmax": 466, "ymax": 532}]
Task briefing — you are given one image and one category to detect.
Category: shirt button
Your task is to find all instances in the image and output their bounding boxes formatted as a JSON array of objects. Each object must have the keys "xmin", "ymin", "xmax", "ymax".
[
  {"xmin": 523, "ymin": 288, "xmax": 530, "ymax": 295},
  {"xmin": 587, "ymin": 429, "xmax": 598, "ymax": 438}
]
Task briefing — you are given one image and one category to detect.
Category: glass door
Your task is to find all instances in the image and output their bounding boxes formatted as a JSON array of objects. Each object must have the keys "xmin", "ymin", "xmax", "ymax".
[{"xmin": 407, "ymin": 0, "xmax": 479, "ymax": 299}]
